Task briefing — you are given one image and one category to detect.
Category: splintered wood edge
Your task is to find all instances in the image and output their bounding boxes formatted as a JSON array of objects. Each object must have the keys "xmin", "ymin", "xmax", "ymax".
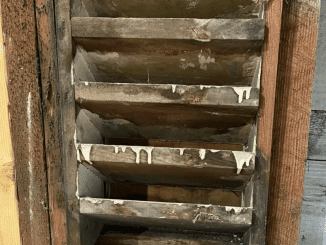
[
  {"xmin": 80, "ymin": 198, "xmax": 252, "ymax": 229},
  {"xmin": 71, "ymin": 17, "xmax": 265, "ymax": 41},
  {"xmin": 75, "ymin": 82, "xmax": 260, "ymax": 107}
]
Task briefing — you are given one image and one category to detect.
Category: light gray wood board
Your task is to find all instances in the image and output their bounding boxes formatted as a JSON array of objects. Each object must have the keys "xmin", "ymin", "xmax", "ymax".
[
  {"xmin": 307, "ymin": 110, "xmax": 326, "ymax": 161},
  {"xmin": 95, "ymin": 229, "xmax": 244, "ymax": 244},
  {"xmin": 75, "ymin": 82, "xmax": 259, "ymax": 107},
  {"xmin": 72, "ymin": 0, "xmax": 261, "ymax": 19},
  {"xmin": 78, "ymin": 144, "xmax": 255, "ymax": 189},
  {"xmin": 311, "ymin": 1, "xmax": 326, "ymax": 110},
  {"xmin": 80, "ymin": 198, "xmax": 252, "ymax": 233},
  {"xmin": 299, "ymin": 160, "xmax": 326, "ymax": 244},
  {"xmin": 73, "ymin": 38, "xmax": 262, "ymax": 86},
  {"xmin": 72, "ymin": 18, "xmax": 265, "ymax": 41}
]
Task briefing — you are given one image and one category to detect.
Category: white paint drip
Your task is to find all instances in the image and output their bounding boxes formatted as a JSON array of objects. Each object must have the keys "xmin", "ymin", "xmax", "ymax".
[
  {"xmin": 113, "ymin": 145, "xmax": 154, "ymax": 164},
  {"xmin": 172, "ymin": 85, "xmax": 177, "ymax": 93},
  {"xmin": 121, "ymin": 146, "xmax": 127, "ymax": 153},
  {"xmin": 113, "ymin": 200, "xmax": 124, "ymax": 205},
  {"xmin": 114, "ymin": 146, "xmax": 119, "ymax": 153},
  {"xmin": 74, "ymin": 130, "xmax": 81, "ymax": 162},
  {"xmin": 233, "ymin": 87, "xmax": 252, "ymax": 103},
  {"xmin": 71, "ymin": 62, "xmax": 74, "ymax": 85},
  {"xmin": 210, "ymin": 150, "xmax": 220, "ymax": 153},
  {"xmin": 178, "ymin": 148, "xmax": 185, "ymax": 156},
  {"xmin": 80, "ymin": 144, "xmax": 93, "ymax": 165},
  {"xmin": 199, "ymin": 149, "xmax": 206, "ymax": 160},
  {"xmin": 144, "ymin": 147, "xmax": 154, "ymax": 164},
  {"xmin": 233, "ymin": 151, "xmax": 253, "ymax": 174},
  {"xmin": 225, "ymin": 207, "xmax": 243, "ymax": 215},
  {"xmin": 84, "ymin": 82, "xmax": 89, "ymax": 86},
  {"xmin": 76, "ymin": 169, "xmax": 80, "ymax": 199},
  {"xmin": 84, "ymin": 197, "xmax": 103, "ymax": 205},
  {"xmin": 27, "ymin": 92, "xmax": 34, "ymax": 225}
]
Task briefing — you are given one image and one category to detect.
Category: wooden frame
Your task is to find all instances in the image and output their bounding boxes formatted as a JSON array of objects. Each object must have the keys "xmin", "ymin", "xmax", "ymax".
[{"xmin": 0, "ymin": 0, "xmax": 320, "ymax": 244}]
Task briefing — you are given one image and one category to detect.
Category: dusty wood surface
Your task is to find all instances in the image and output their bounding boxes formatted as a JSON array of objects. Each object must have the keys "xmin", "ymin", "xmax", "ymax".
[
  {"xmin": 72, "ymin": 18, "xmax": 265, "ymax": 41},
  {"xmin": 74, "ymin": 38, "xmax": 262, "ymax": 86},
  {"xmin": 80, "ymin": 144, "xmax": 255, "ymax": 189},
  {"xmin": 80, "ymin": 198, "xmax": 252, "ymax": 233},
  {"xmin": 72, "ymin": 0, "xmax": 261, "ymax": 19},
  {"xmin": 55, "ymin": 0, "xmax": 82, "ymax": 244},
  {"xmin": 306, "ymin": 110, "xmax": 326, "ymax": 161},
  {"xmin": 299, "ymin": 160, "xmax": 326, "ymax": 244},
  {"xmin": 0, "ymin": 7, "xmax": 21, "ymax": 244},
  {"xmin": 75, "ymin": 82, "xmax": 260, "ymax": 107},
  {"xmin": 0, "ymin": 0, "xmax": 52, "ymax": 244},
  {"xmin": 266, "ymin": 0, "xmax": 321, "ymax": 244},
  {"xmin": 34, "ymin": 0, "xmax": 70, "ymax": 244}
]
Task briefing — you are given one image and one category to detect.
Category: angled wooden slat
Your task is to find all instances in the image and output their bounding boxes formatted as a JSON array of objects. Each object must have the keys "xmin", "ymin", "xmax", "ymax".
[
  {"xmin": 80, "ymin": 198, "xmax": 252, "ymax": 233},
  {"xmin": 75, "ymin": 82, "xmax": 259, "ymax": 107},
  {"xmin": 78, "ymin": 144, "xmax": 255, "ymax": 189},
  {"xmin": 72, "ymin": 18, "xmax": 265, "ymax": 41}
]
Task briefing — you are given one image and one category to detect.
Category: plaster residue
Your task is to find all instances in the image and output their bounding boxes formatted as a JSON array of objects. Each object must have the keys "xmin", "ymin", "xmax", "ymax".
[
  {"xmin": 199, "ymin": 149, "xmax": 206, "ymax": 160},
  {"xmin": 113, "ymin": 145, "xmax": 154, "ymax": 164},
  {"xmin": 172, "ymin": 85, "xmax": 177, "ymax": 93},
  {"xmin": 225, "ymin": 207, "xmax": 243, "ymax": 215},
  {"xmin": 113, "ymin": 200, "xmax": 124, "ymax": 205},
  {"xmin": 80, "ymin": 144, "xmax": 93, "ymax": 165},
  {"xmin": 179, "ymin": 62, "xmax": 195, "ymax": 70},
  {"xmin": 233, "ymin": 87, "xmax": 252, "ymax": 103},
  {"xmin": 27, "ymin": 92, "xmax": 34, "ymax": 223},
  {"xmin": 84, "ymin": 197, "xmax": 103, "ymax": 205},
  {"xmin": 198, "ymin": 52, "xmax": 215, "ymax": 70},
  {"xmin": 233, "ymin": 151, "xmax": 253, "ymax": 174}
]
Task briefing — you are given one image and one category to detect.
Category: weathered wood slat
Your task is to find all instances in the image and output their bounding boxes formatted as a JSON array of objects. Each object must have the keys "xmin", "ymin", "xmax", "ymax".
[
  {"xmin": 80, "ymin": 198, "xmax": 252, "ymax": 233},
  {"xmin": 307, "ymin": 110, "xmax": 326, "ymax": 161},
  {"xmin": 78, "ymin": 144, "xmax": 255, "ymax": 189},
  {"xmin": 72, "ymin": 18, "xmax": 265, "ymax": 41},
  {"xmin": 73, "ymin": 38, "xmax": 261, "ymax": 86},
  {"xmin": 72, "ymin": 0, "xmax": 261, "ymax": 19},
  {"xmin": 299, "ymin": 160, "xmax": 326, "ymax": 244},
  {"xmin": 75, "ymin": 82, "xmax": 259, "ymax": 107}
]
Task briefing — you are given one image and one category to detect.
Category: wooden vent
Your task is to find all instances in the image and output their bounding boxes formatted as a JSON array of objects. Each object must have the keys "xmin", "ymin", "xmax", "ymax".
[{"xmin": 57, "ymin": 0, "xmax": 266, "ymax": 244}]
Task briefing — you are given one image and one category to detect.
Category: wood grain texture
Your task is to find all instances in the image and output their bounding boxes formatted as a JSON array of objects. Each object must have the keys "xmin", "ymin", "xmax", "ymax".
[
  {"xmin": 34, "ymin": 0, "xmax": 69, "ymax": 244},
  {"xmin": 306, "ymin": 110, "xmax": 326, "ymax": 161},
  {"xmin": 266, "ymin": 0, "xmax": 321, "ymax": 244},
  {"xmin": 299, "ymin": 160, "xmax": 326, "ymax": 244},
  {"xmin": 72, "ymin": 17, "xmax": 265, "ymax": 40},
  {"xmin": 80, "ymin": 144, "xmax": 255, "ymax": 189},
  {"xmin": 0, "ymin": 7, "xmax": 20, "ymax": 244},
  {"xmin": 80, "ymin": 198, "xmax": 252, "ymax": 233},
  {"xmin": 0, "ymin": 0, "xmax": 52, "ymax": 244}
]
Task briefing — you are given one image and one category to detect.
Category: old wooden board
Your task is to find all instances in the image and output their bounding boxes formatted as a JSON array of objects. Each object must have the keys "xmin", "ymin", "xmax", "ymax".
[
  {"xmin": 95, "ymin": 228, "xmax": 242, "ymax": 245},
  {"xmin": 299, "ymin": 160, "xmax": 326, "ymax": 244},
  {"xmin": 75, "ymin": 82, "xmax": 260, "ymax": 107},
  {"xmin": 78, "ymin": 144, "xmax": 254, "ymax": 189},
  {"xmin": 265, "ymin": 0, "xmax": 321, "ymax": 243},
  {"xmin": 72, "ymin": 18, "xmax": 265, "ymax": 41},
  {"xmin": 72, "ymin": 0, "xmax": 262, "ymax": 19},
  {"xmin": 0, "ymin": 0, "xmax": 51, "ymax": 244},
  {"xmin": 306, "ymin": 110, "xmax": 326, "ymax": 161},
  {"xmin": 73, "ymin": 38, "xmax": 262, "ymax": 86},
  {"xmin": 80, "ymin": 198, "xmax": 252, "ymax": 233}
]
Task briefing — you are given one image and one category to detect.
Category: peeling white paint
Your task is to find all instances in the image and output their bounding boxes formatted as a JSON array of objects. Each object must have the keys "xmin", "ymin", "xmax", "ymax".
[
  {"xmin": 172, "ymin": 85, "xmax": 177, "ymax": 93},
  {"xmin": 198, "ymin": 53, "xmax": 215, "ymax": 70},
  {"xmin": 27, "ymin": 92, "xmax": 34, "ymax": 224},
  {"xmin": 113, "ymin": 200, "xmax": 124, "ymax": 205},
  {"xmin": 197, "ymin": 204, "xmax": 212, "ymax": 208},
  {"xmin": 84, "ymin": 197, "xmax": 103, "ymax": 205},
  {"xmin": 233, "ymin": 87, "xmax": 252, "ymax": 103},
  {"xmin": 225, "ymin": 207, "xmax": 243, "ymax": 215},
  {"xmin": 80, "ymin": 144, "xmax": 93, "ymax": 165},
  {"xmin": 233, "ymin": 151, "xmax": 253, "ymax": 174},
  {"xmin": 199, "ymin": 149, "xmax": 206, "ymax": 160}
]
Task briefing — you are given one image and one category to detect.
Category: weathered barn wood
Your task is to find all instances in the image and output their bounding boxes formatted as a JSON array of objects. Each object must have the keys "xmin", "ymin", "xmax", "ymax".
[
  {"xmin": 265, "ymin": 0, "xmax": 321, "ymax": 243},
  {"xmin": 72, "ymin": 0, "xmax": 262, "ymax": 19},
  {"xmin": 72, "ymin": 18, "xmax": 265, "ymax": 41},
  {"xmin": 75, "ymin": 82, "xmax": 259, "ymax": 107},
  {"xmin": 73, "ymin": 38, "xmax": 262, "ymax": 86},
  {"xmin": 80, "ymin": 198, "xmax": 252, "ymax": 233},
  {"xmin": 78, "ymin": 144, "xmax": 255, "ymax": 189}
]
